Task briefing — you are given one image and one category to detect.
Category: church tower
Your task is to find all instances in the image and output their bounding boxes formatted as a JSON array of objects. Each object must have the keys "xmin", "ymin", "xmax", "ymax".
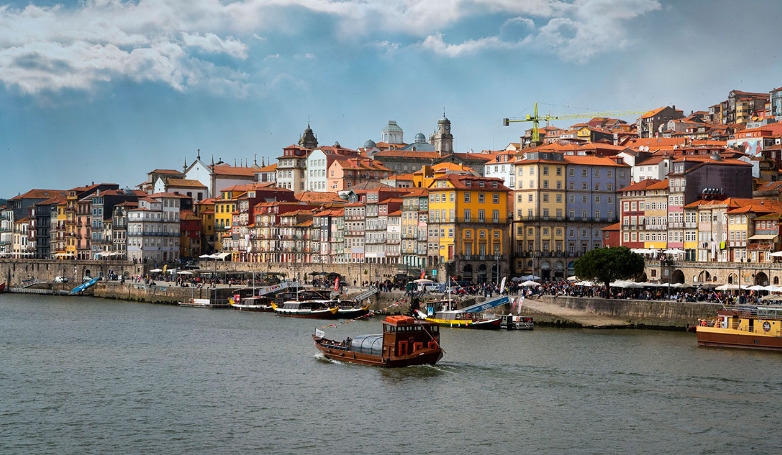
[
  {"xmin": 431, "ymin": 112, "xmax": 454, "ymax": 156},
  {"xmin": 298, "ymin": 123, "xmax": 318, "ymax": 149}
]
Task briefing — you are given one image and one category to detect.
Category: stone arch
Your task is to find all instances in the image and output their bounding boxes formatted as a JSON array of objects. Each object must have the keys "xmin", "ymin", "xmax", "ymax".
[
  {"xmin": 754, "ymin": 272, "xmax": 769, "ymax": 286},
  {"xmin": 540, "ymin": 260, "xmax": 551, "ymax": 281},
  {"xmin": 476, "ymin": 263, "xmax": 487, "ymax": 283},
  {"xmin": 697, "ymin": 270, "xmax": 711, "ymax": 283},
  {"xmin": 671, "ymin": 269, "xmax": 685, "ymax": 284},
  {"xmin": 462, "ymin": 264, "xmax": 474, "ymax": 282}
]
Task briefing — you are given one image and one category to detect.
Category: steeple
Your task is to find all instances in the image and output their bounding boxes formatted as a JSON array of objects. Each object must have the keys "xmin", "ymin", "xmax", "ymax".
[
  {"xmin": 298, "ymin": 123, "xmax": 318, "ymax": 149},
  {"xmin": 432, "ymin": 112, "xmax": 454, "ymax": 156}
]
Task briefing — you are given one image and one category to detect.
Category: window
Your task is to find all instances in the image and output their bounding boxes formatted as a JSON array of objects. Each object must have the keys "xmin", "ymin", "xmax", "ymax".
[
  {"xmin": 478, "ymin": 193, "xmax": 485, "ymax": 203},
  {"xmin": 464, "ymin": 193, "xmax": 471, "ymax": 203},
  {"xmin": 492, "ymin": 193, "xmax": 499, "ymax": 204}
]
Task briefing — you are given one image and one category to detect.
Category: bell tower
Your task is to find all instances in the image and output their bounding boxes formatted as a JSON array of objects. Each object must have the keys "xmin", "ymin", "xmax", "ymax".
[{"xmin": 431, "ymin": 112, "xmax": 454, "ymax": 156}]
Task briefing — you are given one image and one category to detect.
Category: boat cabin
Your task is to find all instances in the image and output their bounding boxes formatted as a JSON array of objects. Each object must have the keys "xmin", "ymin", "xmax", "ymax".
[{"xmin": 382, "ymin": 315, "xmax": 440, "ymax": 357}]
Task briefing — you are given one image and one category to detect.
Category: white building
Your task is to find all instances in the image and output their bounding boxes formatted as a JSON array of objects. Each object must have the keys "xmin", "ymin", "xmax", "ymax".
[{"xmin": 127, "ymin": 193, "xmax": 184, "ymax": 266}]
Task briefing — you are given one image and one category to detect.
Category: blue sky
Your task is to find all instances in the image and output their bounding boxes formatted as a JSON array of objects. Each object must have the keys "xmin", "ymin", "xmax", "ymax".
[{"xmin": 1, "ymin": 0, "xmax": 781, "ymax": 198}]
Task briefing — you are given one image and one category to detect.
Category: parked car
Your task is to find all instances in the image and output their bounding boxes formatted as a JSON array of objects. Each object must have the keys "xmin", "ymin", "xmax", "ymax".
[{"xmin": 54, "ymin": 276, "xmax": 68, "ymax": 283}]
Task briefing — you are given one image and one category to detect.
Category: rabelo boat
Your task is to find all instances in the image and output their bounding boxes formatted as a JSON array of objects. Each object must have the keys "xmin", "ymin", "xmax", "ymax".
[{"xmin": 313, "ymin": 315, "xmax": 443, "ymax": 367}]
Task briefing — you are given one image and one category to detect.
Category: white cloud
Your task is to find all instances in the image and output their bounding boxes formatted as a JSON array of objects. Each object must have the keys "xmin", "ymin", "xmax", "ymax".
[{"xmin": 0, "ymin": 0, "xmax": 663, "ymax": 97}]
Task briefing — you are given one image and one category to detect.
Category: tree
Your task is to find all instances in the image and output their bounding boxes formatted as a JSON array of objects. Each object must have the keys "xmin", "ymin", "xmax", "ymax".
[{"xmin": 574, "ymin": 247, "xmax": 645, "ymax": 297}]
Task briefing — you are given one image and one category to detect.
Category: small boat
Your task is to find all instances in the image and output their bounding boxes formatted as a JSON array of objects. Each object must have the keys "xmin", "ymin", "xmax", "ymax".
[
  {"xmin": 501, "ymin": 314, "xmax": 535, "ymax": 330},
  {"xmin": 272, "ymin": 300, "xmax": 340, "ymax": 319},
  {"xmin": 229, "ymin": 289, "xmax": 274, "ymax": 311},
  {"xmin": 0, "ymin": 282, "xmax": 4, "ymax": 293},
  {"xmin": 179, "ymin": 298, "xmax": 229, "ymax": 308},
  {"xmin": 415, "ymin": 308, "xmax": 502, "ymax": 329},
  {"xmin": 696, "ymin": 305, "xmax": 782, "ymax": 351},
  {"xmin": 337, "ymin": 302, "xmax": 371, "ymax": 319},
  {"xmin": 313, "ymin": 315, "xmax": 443, "ymax": 367}
]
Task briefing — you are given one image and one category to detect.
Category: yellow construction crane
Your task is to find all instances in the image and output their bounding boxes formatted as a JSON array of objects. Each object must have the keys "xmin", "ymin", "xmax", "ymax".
[{"xmin": 503, "ymin": 102, "xmax": 648, "ymax": 146}]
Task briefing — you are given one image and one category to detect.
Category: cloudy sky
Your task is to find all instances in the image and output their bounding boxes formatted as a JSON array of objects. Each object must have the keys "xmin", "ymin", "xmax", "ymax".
[{"xmin": 1, "ymin": 0, "xmax": 781, "ymax": 197}]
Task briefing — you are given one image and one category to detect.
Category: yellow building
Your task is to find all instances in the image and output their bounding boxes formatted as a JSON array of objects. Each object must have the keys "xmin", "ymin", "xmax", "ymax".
[
  {"xmin": 426, "ymin": 174, "xmax": 510, "ymax": 284},
  {"xmin": 196, "ymin": 198, "xmax": 217, "ymax": 253},
  {"xmin": 512, "ymin": 151, "xmax": 567, "ymax": 277}
]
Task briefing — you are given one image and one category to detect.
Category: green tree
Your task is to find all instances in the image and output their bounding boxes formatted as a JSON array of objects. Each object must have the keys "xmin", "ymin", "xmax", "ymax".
[{"xmin": 574, "ymin": 247, "xmax": 645, "ymax": 297}]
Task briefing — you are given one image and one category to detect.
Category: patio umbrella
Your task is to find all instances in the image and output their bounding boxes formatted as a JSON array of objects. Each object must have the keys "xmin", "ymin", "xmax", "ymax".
[
  {"xmin": 177, "ymin": 271, "xmax": 194, "ymax": 275},
  {"xmin": 149, "ymin": 268, "xmax": 162, "ymax": 273},
  {"xmin": 520, "ymin": 280, "xmax": 540, "ymax": 287}
]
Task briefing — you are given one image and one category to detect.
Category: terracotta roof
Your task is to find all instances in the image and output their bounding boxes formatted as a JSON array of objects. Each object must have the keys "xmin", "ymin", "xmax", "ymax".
[
  {"xmin": 10, "ymin": 189, "xmax": 65, "ymax": 201},
  {"xmin": 166, "ymin": 179, "xmax": 207, "ymax": 188},
  {"xmin": 619, "ymin": 179, "xmax": 662, "ymax": 192},
  {"xmin": 211, "ymin": 165, "xmax": 257, "ymax": 177}
]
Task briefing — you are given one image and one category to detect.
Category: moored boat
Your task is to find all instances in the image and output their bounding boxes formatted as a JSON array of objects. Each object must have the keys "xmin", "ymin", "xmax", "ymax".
[
  {"xmin": 0, "ymin": 282, "xmax": 4, "ymax": 293},
  {"xmin": 696, "ymin": 305, "xmax": 782, "ymax": 351},
  {"xmin": 229, "ymin": 288, "xmax": 274, "ymax": 311},
  {"xmin": 416, "ymin": 308, "xmax": 502, "ymax": 329},
  {"xmin": 337, "ymin": 302, "xmax": 371, "ymax": 319},
  {"xmin": 272, "ymin": 300, "xmax": 340, "ymax": 319},
  {"xmin": 179, "ymin": 298, "xmax": 230, "ymax": 308},
  {"xmin": 501, "ymin": 314, "xmax": 535, "ymax": 330},
  {"xmin": 313, "ymin": 315, "xmax": 443, "ymax": 367}
]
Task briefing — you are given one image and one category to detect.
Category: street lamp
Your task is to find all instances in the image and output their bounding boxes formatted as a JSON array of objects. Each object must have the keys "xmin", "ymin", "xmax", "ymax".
[{"xmin": 660, "ymin": 255, "xmax": 675, "ymax": 299}]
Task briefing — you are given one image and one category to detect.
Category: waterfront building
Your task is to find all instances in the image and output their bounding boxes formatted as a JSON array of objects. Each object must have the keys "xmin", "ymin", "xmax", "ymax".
[
  {"xmin": 1, "ymin": 189, "xmax": 65, "ymax": 257},
  {"xmin": 111, "ymin": 202, "xmax": 136, "ymax": 260},
  {"xmin": 140, "ymin": 168, "xmax": 184, "ymax": 195},
  {"xmin": 180, "ymin": 209, "xmax": 202, "ymax": 260},
  {"xmin": 34, "ymin": 194, "xmax": 65, "ymax": 259},
  {"xmin": 156, "ymin": 178, "xmax": 208, "ymax": 203},
  {"xmin": 426, "ymin": 174, "xmax": 510, "ymax": 283},
  {"xmin": 90, "ymin": 189, "xmax": 144, "ymax": 259},
  {"xmin": 126, "ymin": 193, "xmax": 185, "ymax": 265},
  {"xmin": 194, "ymin": 198, "xmax": 217, "ymax": 254},
  {"xmin": 619, "ymin": 179, "xmax": 662, "ymax": 250},
  {"xmin": 666, "ymin": 154, "xmax": 753, "ymax": 260},
  {"xmin": 400, "ymin": 188, "xmax": 429, "ymax": 273},
  {"xmin": 344, "ymin": 201, "xmax": 365, "ymax": 263}
]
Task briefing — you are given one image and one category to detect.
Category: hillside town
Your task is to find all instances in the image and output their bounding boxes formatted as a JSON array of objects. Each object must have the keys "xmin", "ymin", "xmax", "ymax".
[{"xmin": 2, "ymin": 87, "xmax": 782, "ymax": 288}]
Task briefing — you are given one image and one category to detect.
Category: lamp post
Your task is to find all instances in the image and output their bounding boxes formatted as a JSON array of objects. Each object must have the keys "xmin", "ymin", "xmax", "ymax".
[{"xmin": 660, "ymin": 255, "xmax": 675, "ymax": 299}]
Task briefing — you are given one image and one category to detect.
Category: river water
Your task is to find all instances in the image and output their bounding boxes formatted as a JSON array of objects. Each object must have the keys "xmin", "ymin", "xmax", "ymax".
[{"xmin": 1, "ymin": 293, "xmax": 780, "ymax": 454}]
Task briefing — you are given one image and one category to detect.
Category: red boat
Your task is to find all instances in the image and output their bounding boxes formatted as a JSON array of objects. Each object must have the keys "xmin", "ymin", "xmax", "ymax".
[
  {"xmin": 0, "ymin": 282, "xmax": 5, "ymax": 293},
  {"xmin": 313, "ymin": 315, "xmax": 443, "ymax": 367}
]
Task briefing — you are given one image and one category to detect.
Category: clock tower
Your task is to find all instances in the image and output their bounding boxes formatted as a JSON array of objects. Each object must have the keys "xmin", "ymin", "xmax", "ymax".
[{"xmin": 431, "ymin": 112, "xmax": 454, "ymax": 156}]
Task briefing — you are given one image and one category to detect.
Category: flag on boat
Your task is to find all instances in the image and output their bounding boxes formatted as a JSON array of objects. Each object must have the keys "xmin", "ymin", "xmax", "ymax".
[
  {"xmin": 315, "ymin": 328, "xmax": 325, "ymax": 338},
  {"xmin": 420, "ymin": 269, "xmax": 425, "ymax": 280},
  {"xmin": 334, "ymin": 276, "xmax": 340, "ymax": 291}
]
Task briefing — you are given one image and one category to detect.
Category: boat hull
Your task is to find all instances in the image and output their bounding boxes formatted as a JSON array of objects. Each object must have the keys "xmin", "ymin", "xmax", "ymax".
[
  {"xmin": 337, "ymin": 306, "xmax": 370, "ymax": 319},
  {"xmin": 696, "ymin": 328, "xmax": 782, "ymax": 351},
  {"xmin": 274, "ymin": 308, "xmax": 340, "ymax": 319},
  {"xmin": 313, "ymin": 336, "xmax": 443, "ymax": 367}
]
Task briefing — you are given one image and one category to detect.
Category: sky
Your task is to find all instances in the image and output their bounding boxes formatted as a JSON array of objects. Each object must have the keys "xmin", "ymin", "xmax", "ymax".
[{"xmin": 1, "ymin": 0, "xmax": 781, "ymax": 198}]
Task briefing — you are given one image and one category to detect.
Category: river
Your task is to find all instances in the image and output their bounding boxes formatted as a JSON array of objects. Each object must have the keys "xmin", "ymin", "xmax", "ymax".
[{"xmin": 1, "ymin": 293, "xmax": 779, "ymax": 454}]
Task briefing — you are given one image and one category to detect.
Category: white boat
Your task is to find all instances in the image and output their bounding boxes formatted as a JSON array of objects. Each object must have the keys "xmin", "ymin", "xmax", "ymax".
[{"xmin": 179, "ymin": 298, "xmax": 229, "ymax": 309}]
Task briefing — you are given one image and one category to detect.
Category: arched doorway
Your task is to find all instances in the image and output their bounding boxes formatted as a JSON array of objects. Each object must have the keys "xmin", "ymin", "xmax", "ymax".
[
  {"xmin": 540, "ymin": 261, "xmax": 551, "ymax": 281},
  {"xmin": 476, "ymin": 264, "xmax": 487, "ymax": 283},
  {"xmin": 697, "ymin": 270, "xmax": 711, "ymax": 283},
  {"xmin": 671, "ymin": 269, "xmax": 685, "ymax": 284},
  {"xmin": 462, "ymin": 264, "xmax": 474, "ymax": 283},
  {"xmin": 754, "ymin": 272, "xmax": 769, "ymax": 286},
  {"xmin": 554, "ymin": 261, "xmax": 565, "ymax": 280}
]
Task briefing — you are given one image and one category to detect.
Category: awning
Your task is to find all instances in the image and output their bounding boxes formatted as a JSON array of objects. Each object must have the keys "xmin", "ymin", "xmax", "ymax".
[{"xmin": 749, "ymin": 234, "xmax": 778, "ymax": 240}]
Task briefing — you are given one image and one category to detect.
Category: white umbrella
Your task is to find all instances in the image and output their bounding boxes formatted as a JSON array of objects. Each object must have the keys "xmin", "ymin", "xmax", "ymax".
[
  {"xmin": 715, "ymin": 284, "xmax": 745, "ymax": 291},
  {"xmin": 177, "ymin": 271, "xmax": 194, "ymax": 275},
  {"xmin": 566, "ymin": 276, "xmax": 578, "ymax": 282},
  {"xmin": 413, "ymin": 278, "xmax": 433, "ymax": 283},
  {"xmin": 520, "ymin": 280, "xmax": 540, "ymax": 287},
  {"xmin": 149, "ymin": 268, "xmax": 162, "ymax": 273},
  {"xmin": 769, "ymin": 251, "xmax": 782, "ymax": 257},
  {"xmin": 575, "ymin": 280, "xmax": 595, "ymax": 287}
]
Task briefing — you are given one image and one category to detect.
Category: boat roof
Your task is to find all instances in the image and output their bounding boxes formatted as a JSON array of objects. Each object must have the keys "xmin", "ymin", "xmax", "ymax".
[{"xmin": 383, "ymin": 315, "xmax": 422, "ymax": 326}]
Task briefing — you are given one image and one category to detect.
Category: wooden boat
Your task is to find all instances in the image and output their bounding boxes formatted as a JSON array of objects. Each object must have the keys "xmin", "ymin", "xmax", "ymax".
[
  {"xmin": 272, "ymin": 300, "xmax": 340, "ymax": 319},
  {"xmin": 312, "ymin": 315, "xmax": 443, "ymax": 367},
  {"xmin": 416, "ymin": 308, "xmax": 502, "ymax": 329},
  {"xmin": 501, "ymin": 314, "xmax": 535, "ymax": 330},
  {"xmin": 696, "ymin": 305, "xmax": 782, "ymax": 351},
  {"xmin": 0, "ymin": 282, "xmax": 4, "ymax": 293},
  {"xmin": 337, "ymin": 303, "xmax": 371, "ymax": 319}
]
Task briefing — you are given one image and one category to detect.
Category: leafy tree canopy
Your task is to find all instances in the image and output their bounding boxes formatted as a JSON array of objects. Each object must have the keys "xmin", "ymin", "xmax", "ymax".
[{"xmin": 574, "ymin": 247, "xmax": 645, "ymax": 294}]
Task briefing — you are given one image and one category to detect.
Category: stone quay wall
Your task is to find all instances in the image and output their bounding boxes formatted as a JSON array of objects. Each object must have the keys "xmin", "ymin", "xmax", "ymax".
[{"xmin": 531, "ymin": 295, "xmax": 721, "ymax": 329}]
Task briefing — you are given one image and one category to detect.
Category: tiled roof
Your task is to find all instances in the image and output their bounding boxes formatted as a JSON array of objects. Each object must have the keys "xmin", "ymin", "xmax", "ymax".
[
  {"xmin": 619, "ymin": 179, "xmax": 662, "ymax": 192},
  {"xmin": 167, "ymin": 179, "xmax": 207, "ymax": 188}
]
